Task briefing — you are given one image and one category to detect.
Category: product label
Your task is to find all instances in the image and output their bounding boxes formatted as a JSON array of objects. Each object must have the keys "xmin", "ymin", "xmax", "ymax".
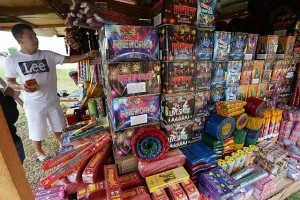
[
  {"xmin": 131, "ymin": 114, "xmax": 147, "ymax": 126},
  {"xmin": 127, "ymin": 82, "xmax": 146, "ymax": 94}
]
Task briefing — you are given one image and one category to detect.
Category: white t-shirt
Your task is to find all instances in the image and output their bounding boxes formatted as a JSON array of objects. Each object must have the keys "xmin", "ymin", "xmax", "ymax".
[{"xmin": 5, "ymin": 50, "xmax": 64, "ymax": 104}]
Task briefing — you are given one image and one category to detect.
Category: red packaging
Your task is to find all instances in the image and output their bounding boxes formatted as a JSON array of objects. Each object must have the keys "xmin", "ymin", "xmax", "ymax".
[
  {"xmin": 245, "ymin": 97, "xmax": 266, "ymax": 117},
  {"xmin": 86, "ymin": 181, "xmax": 106, "ymax": 200},
  {"xmin": 180, "ymin": 179, "xmax": 201, "ymax": 200},
  {"xmin": 122, "ymin": 186, "xmax": 151, "ymax": 200},
  {"xmin": 67, "ymin": 158, "xmax": 90, "ymax": 183},
  {"xmin": 82, "ymin": 144, "xmax": 111, "ymax": 183},
  {"xmin": 138, "ymin": 149, "xmax": 186, "ymax": 177},
  {"xmin": 119, "ymin": 172, "xmax": 142, "ymax": 191},
  {"xmin": 152, "ymin": 188, "xmax": 170, "ymax": 200},
  {"xmin": 104, "ymin": 164, "xmax": 122, "ymax": 199},
  {"xmin": 167, "ymin": 183, "xmax": 188, "ymax": 200}
]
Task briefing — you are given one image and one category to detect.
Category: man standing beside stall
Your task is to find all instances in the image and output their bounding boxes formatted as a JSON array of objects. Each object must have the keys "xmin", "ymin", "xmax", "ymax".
[{"xmin": 5, "ymin": 23, "xmax": 98, "ymax": 163}]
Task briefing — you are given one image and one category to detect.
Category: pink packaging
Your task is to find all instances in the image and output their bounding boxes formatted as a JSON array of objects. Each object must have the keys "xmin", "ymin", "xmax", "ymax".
[
  {"xmin": 180, "ymin": 179, "xmax": 201, "ymax": 200},
  {"xmin": 35, "ymin": 190, "xmax": 65, "ymax": 200},
  {"xmin": 151, "ymin": 189, "xmax": 170, "ymax": 200},
  {"xmin": 138, "ymin": 149, "xmax": 186, "ymax": 177},
  {"xmin": 167, "ymin": 183, "xmax": 188, "ymax": 200}
]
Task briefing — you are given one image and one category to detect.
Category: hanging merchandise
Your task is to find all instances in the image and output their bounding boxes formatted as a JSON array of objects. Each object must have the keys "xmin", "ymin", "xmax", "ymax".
[
  {"xmin": 205, "ymin": 113, "xmax": 236, "ymax": 140},
  {"xmin": 235, "ymin": 113, "xmax": 248, "ymax": 130},
  {"xmin": 196, "ymin": 0, "xmax": 216, "ymax": 28},
  {"xmin": 245, "ymin": 97, "xmax": 266, "ymax": 117},
  {"xmin": 130, "ymin": 127, "xmax": 169, "ymax": 163}
]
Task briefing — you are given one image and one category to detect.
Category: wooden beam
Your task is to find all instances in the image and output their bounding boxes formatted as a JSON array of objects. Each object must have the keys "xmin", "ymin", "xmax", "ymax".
[
  {"xmin": 7, "ymin": 16, "xmax": 36, "ymax": 28},
  {"xmin": 52, "ymin": 28, "xmax": 58, "ymax": 36},
  {"xmin": 0, "ymin": 24, "xmax": 66, "ymax": 31},
  {"xmin": 0, "ymin": 6, "xmax": 53, "ymax": 15},
  {"xmin": 41, "ymin": 0, "xmax": 68, "ymax": 20},
  {"xmin": 0, "ymin": 106, "xmax": 34, "ymax": 200}
]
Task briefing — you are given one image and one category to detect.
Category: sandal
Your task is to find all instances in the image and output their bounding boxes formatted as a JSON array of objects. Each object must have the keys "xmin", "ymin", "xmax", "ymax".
[{"xmin": 36, "ymin": 155, "xmax": 51, "ymax": 163}]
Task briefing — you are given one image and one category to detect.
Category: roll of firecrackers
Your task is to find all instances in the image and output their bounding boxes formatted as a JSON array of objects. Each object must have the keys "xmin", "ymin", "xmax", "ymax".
[
  {"xmin": 258, "ymin": 109, "xmax": 272, "ymax": 142},
  {"xmin": 289, "ymin": 68, "xmax": 300, "ymax": 107}
]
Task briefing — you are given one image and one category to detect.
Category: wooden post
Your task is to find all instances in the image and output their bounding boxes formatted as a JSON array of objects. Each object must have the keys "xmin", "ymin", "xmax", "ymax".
[{"xmin": 0, "ymin": 106, "xmax": 34, "ymax": 200}]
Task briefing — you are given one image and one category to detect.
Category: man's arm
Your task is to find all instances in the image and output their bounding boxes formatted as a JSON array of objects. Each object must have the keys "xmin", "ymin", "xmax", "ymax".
[
  {"xmin": 6, "ymin": 77, "xmax": 37, "ymax": 92},
  {"xmin": 63, "ymin": 50, "xmax": 98, "ymax": 63}
]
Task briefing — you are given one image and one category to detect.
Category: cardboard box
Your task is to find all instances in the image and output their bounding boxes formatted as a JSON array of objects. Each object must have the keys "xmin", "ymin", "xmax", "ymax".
[
  {"xmin": 194, "ymin": 88, "xmax": 210, "ymax": 117},
  {"xmin": 196, "ymin": 0, "xmax": 216, "ymax": 28},
  {"xmin": 195, "ymin": 30, "xmax": 214, "ymax": 60},
  {"xmin": 122, "ymin": 186, "xmax": 151, "ymax": 200},
  {"xmin": 229, "ymin": 32, "xmax": 248, "ymax": 60},
  {"xmin": 161, "ymin": 61, "xmax": 196, "ymax": 94},
  {"xmin": 159, "ymin": 25, "xmax": 197, "ymax": 61},
  {"xmin": 99, "ymin": 25, "xmax": 158, "ymax": 62},
  {"xmin": 161, "ymin": 93, "xmax": 194, "ymax": 124},
  {"xmin": 180, "ymin": 179, "xmax": 201, "ymax": 199},
  {"xmin": 114, "ymin": 154, "xmax": 139, "ymax": 175},
  {"xmin": 256, "ymin": 35, "xmax": 279, "ymax": 60},
  {"xmin": 244, "ymin": 34, "xmax": 259, "ymax": 60},
  {"xmin": 213, "ymin": 31, "xmax": 231, "ymax": 61},
  {"xmin": 167, "ymin": 183, "xmax": 188, "ymax": 200},
  {"xmin": 195, "ymin": 60, "xmax": 212, "ymax": 89},
  {"xmin": 276, "ymin": 36, "xmax": 296, "ymax": 60},
  {"xmin": 152, "ymin": 189, "xmax": 169, "ymax": 200},
  {"xmin": 226, "ymin": 61, "xmax": 242, "ymax": 87},
  {"xmin": 240, "ymin": 61, "xmax": 253, "ymax": 85},
  {"xmin": 104, "ymin": 164, "xmax": 122, "ymax": 199},
  {"xmin": 153, "ymin": 0, "xmax": 197, "ymax": 27},
  {"xmin": 192, "ymin": 116, "xmax": 207, "ymax": 139},
  {"xmin": 211, "ymin": 61, "xmax": 228, "ymax": 86}
]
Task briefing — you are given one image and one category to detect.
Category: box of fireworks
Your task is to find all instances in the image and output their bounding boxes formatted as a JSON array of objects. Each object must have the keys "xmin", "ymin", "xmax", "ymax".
[
  {"xmin": 294, "ymin": 36, "xmax": 300, "ymax": 60},
  {"xmin": 261, "ymin": 70, "xmax": 272, "ymax": 83},
  {"xmin": 264, "ymin": 59, "xmax": 275, "ymax": 70},
  {"xmin": 122, "ymin": 186, "xmax": 151, "ymax": 200},
  {"xmin": 161, "ymin": 93, "xmax": 194, "ymax": 124},
  {"xmin": 285, "ymin": 60, "xmax": 297, "ymax": 79},
  {"xmin": 257, "ymin": 83, "xmax": 268, "ymax": 99},
  {"xmin": 34, "ymin": 184, "xmax": 65, "ymax": 197},
  {"xmin": 99, "ymin": 25, "xmax": 158, "ymax": 63},
  {"xmin": 266, "ymin": 82, "xmax": 275, "ymax": 100},
  {"xmin": 108, "ymin": 94, "xmax": 160, "ymax": 131},
  {"xmin": 119, "ymin": 172, "xmax": 143, "ymax": 191},
  {"xmin": 196, "ymin": 0, "xmax": 216, "ymax": 28},
  {"xmin": 151, "ymin": 188, "xmax": 169, "ymax": 200},
  {"xmin": 240, "ymin": 61, "xmax": 253, "ymax": 85},
  {"xmin": 213, "ymin": 31, "xmax": 231, "ymax": 61},
  {"xmin": 280, "ymin": 78, "xmax": 293, "ymax": 97},
  {"xmin": 244, "ymin": 34, "xmax": 259, "ymax": 60},
  {"xmin": 65, "ymin": 114, "xmax": 78, "ymax": 126},
  {"xmin": 152, "ymin": 0, "xmax": 197, "ymax": 27},
  {"xmin": 138, "ymin": 149, "xmax": 186, "ymax": 178},
  {"xmin": 194, "ymin": 88, "xmax": 210, "ymax": 117},
  {"xmin": 86, "ymin": 181, "xmax": 106, "ymax": 200},
  {"xmin": 276, "ymin": 36, "xmax": 296, "ymax": 60},
  {"xmin": 210, "ymin": 84, "xmax": 225, "ymax": 111},
  {"xmin": 211, "ymin": 61, "xmax": 227, "ymax": 85},
  {"xmin": 161, "ymin": 61, "xmax": 196, "ymax": 94},
  {"xmin": 181, "ymin": 179, "xmax": 201, "ymax": 199},
  {"xmin": 167, "ymin": 183, "xmax": 188, "ymax": 200},
  {"xmin": 251, "ymin": 60, "xmax": 264, "ymax": 84},
  {"xmin": 111, "ymin": 122, "xmax": 160, "ymax": 158},
  {"xmin": 195, "ymin": 60, "xmax": 212, "ymax": 89},
  {"xmin": 82, "ymin": 144, "xmax": 111, "ymax": 183},
  {"xmin": 195, "ymin": 30, "xmax": 214, "ymax": 60},
  {"xmin": 256, "ymin": 35, "xmax": 279, "ymax": 60},
  {"xmin": 145, "ymin": 166, "xmax": 190, "ymax": 193},
  {"xmin": 226, "ymin": 61, "xmax": 242, "ymax": 87},
  {"xmin": 247, "ymin": 84, "xmax": 259, "ymax": 98},
  {"xmin": 162, "ymin": 120, "xmax": 193, "ymax": 148},
  {"xmin": 77, "ymin": 187, "xmax": 87, "ymax": 200},
  {"xmin": 237, "ymin": 85, "xmax": 248, "ymax": 101},
  {"xmin": 158, "ymin": 25, "xmax": 197, "ymax": 61},
  {"xmin": 67, "ymin": 158, "xmax": 91, "ymax": 183},
  {"xmin": 103, "ymin": 62, "xmax": 161, "ymax": 99},
  {"xmin": 35, "ymin": 191, "xmax": 65, "ymax": 200},
  {"xmin": 104, "ymin": 164, "xmax": 122, "ymax": 199},
  {"xmin": 62, "ymin": 123, "xmax": 82, "ymax": 133},
  {"xmin": 225, "ymin": 87, "xmax": 238, "ymax": 101},
  {"xmin": 216, "ymin": 100, "xmax": 246, "ymax": 111},
  {"xmin": 271, "ymin": 60, "xmax": 288, "ymax": 82},
  {"xmin": 229, "ymin": 32, "xmax": 248, "ymax": 60},
  {"xmin": 87, "ymin": 97, "xmax": 105, "ymax": 118},
  {"xmin": 192, "ymin": 116, "xmax": 207, "ymax": 139},
  {"xmin": 115, "ymin": 154, "xmax": 138, "ymax": 175}
]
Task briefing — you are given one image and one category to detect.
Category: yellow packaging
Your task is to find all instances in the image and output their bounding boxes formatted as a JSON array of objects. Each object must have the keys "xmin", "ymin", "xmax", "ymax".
[
  {"xmin": 234, "ymin": 143, "xmax": 244, "ymax": 151},
  {"xmin": 145, "ymin": 166, "xmax": 190, "ymax": 193},
  {"xmin": 246, "ymin": 116, "xmax": 264, "ymax": 130}
]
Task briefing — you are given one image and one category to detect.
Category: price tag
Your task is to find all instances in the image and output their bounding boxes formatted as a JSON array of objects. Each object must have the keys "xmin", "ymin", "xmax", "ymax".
[
  {"xmin": 252, "ymin": 79, "xmax": 259, "ymax": 84},
  {"xmin": 286, "ymin": 72, "xmax": 294, "ymax": 79},
  {"xmin": 256, "ymin": 54, "xmax": 267, "ymax": 60},
  {"xmin": 127, "ymin": 82, "xmax": 146, "ymax": 94},
  {"xmin": 244, "ymin": 54, "xmax": 253, "ymax": 60},
  {"xmin": 130, "ymin": 114, "xmax": 147, "ymax": 126}
]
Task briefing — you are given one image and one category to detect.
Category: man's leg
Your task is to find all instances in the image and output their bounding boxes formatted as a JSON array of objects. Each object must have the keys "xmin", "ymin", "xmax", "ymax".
[
  {"xmin": 32, "ymin": 140, "xmax": 45, "ymax": 156},
  {"xmin": 54, "ymin": 132, "xmax": 63, "ymax": 148}
]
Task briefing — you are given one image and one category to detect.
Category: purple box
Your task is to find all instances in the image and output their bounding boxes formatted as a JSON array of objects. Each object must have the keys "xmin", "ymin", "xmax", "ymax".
[
  {"xmin": 103, "ymin": 62, "xmax": 161, "ymax": 99},
  {"xmin": 195, "ymin": 29, "xmax": 214, "ymax": 60},
  {"xmin": 192, "ymin": 116, "xmax": 207, "ymax": 139},
  {"xmin": 196, "ymin": 60, "xmax": 212, "ymax": 89},
  {"xmin": 194, "ymin": 88, "xmax": 210, "ymax": 117},
  {"xmin": 159, "ymin": 25, "xmax": 197, "ymax": 61},
  {"xmin": 161, "ymin": 120, "xmax": 193, "ymax": 148},
  {"xmin": 161, "ymin": 93, "xmax": 195, "ymax": 124},
  {"xmin": 229, "ymin": 32, "xmax": 248, "ymax": 60},
  {"xmin": 213, "ymin": 31, "xmax": 231, "ymax": 61},
  {"xmin": 161, "ymin": 61, "xmax": 196, "ymax": 94},
  {"xmin": 244, "ymin": 34, "xmax": 259, "ymax": 60},
  {"xmin": 196, "ymin": 0, "xmax": 216, "ymax": 28},
  {"xmin": 109, "ymin": 94, "xmax": 160, "ymax": 131},
  {"xmin": 153, "ymin": 0, "xmax": 197, "ymax": 27},
  {"xmin": 99, "ymin": 25, "xmax": 158, "ymax": 63}
]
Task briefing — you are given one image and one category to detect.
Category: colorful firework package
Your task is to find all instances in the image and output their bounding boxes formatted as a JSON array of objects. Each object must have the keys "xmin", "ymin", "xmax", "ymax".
[
  {"xmin": 195, "ymin": 60, "xmax": 213, "ymax": 89},
  {"xmin": 257, "ymin": 83, "xmax": 268, "ymax": 99},
  {"xmin": 252, "ymin": 60, "xmax": 264, "ymax": 84},
  {"xmin": 226, "ymin": 61, "xmax": 242, "ymax": 87},
  {"xmin": 162, "ymin": 120, "xmax": 193, "ymax": 148},
  {"xmin": 158, "ymin": 25, "xmax": 197, "ymax": 61},
  {"xmin": 271, "ymin": 60, "xmax": 288, "ymax": 82},
  {"xmin": 229, "ymin": 32, "xmax": 248, "ymax": 60},
  {"xmin": 161, "ymin": 61, "xmax": 196, "ymax": 94},
  {"xmin": 195, "ymin": 30, "xmax": 214, "ymax": 60},
  {"xmin": 294, "ymin": 36, "xmax": 300, "ymax": 60},
  {"xmin": 225, "ymin": 87, "xmax": 238, "ymax": 101},
  {"xmin": 256, "ymin": 35, "xmax": 279, "ymax": 60},
  {"xmin": 261, "ymin": 70, "xmax": 272, "ymax": 83},
  {"xmin": 196, "ymin": 0, "xmax": 216, "ymax": 28},
  {"xmin": 192, "ymin": 116, "xmax": 207, "ymax": 139},
  {"xmin": 276, "ymin": 36, "xmax": 296, "ymax": 60},
  {"xmin": 286, "ymin": 60, "xmax": 297, "ymax": 79},
  {"xmin": 210, "ymin": 84, "xmax": 226, "ymax": 110},
  {"xmin": 152, "ymin": 0, "xmax": 197, "ymax": 27},
  {"xmin": 109, "ymin": 94, "xmax": 160, "ymax": 131},
  {"xmin": 245, "ymin": 34, "xmax": 259, "ymax": 60},
  {"xmin": 240, "ymin": 61, "xmax": 253, "ymax": 85},
  {"xmin": 99, "ymin": 25, "xmax": 158, "ymax": 63},
  {"xmin": 194, "ymin": 88, "xmax": 210, "ymax": 117},
  {"xmin": 213, "ymin": 31, "xmax": 231, "ymax": 61},
  {"xmin": 238, "ymin": 85, "xmax": 249, "ymax": 101},
  {"xmin": 211, "ymin": 61, "xmax": 227, "ymax": 85},
  {"xmin": 245, "ymin": 97, "xmax": 266, "ymax": 117},
  {"xmin": 161, "ymin": 93, "xmax": 194, "ymax": 124},
  {"xmin": 103, "ymin": 62, "xmax": 161, "ymax": 99}
]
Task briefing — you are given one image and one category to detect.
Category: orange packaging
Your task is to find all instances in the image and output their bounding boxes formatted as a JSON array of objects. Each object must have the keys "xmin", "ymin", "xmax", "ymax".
[
  {"xmin": 180, "ymin": 179, "xmax": 201, "ymax": 200},
  {"xmin": 122, "ymin": 186, "xmax": 151, "ymax": 200},
  {"xmin": 25, "ymin": 78, "xmax": 38, "ymax": 87},
  {"xmin": 104, "ymin": 164, "xmax": 122, "ymax": 200},
  {"xmin": 152, "ymin": 189, "xmax": 170, "ymax": 200},
  {"xmin": 167, "ymin": 183, "xmax": 188, "ymax": 200}
]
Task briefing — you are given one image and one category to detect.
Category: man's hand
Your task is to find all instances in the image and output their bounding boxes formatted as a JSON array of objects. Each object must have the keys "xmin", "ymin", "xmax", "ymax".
[
  {"xmin": 3, "ymin": 87, "xmax": 14, "ymax": 97},
  {"xmin": 24, "ymin": 82, "xmax": 39, "ymax": 93}
]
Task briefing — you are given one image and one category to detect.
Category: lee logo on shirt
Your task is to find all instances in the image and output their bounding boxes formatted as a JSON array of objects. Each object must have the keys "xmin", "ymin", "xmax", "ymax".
[{"xmin": 19, "ymin": 59, "xmax": 49, "ymax": 75}]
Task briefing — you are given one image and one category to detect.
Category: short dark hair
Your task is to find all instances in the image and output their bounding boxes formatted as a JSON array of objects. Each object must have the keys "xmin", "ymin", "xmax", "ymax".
[{"xmin": 11, "ymin": 24, "xmax": 33, "ymax": 40}]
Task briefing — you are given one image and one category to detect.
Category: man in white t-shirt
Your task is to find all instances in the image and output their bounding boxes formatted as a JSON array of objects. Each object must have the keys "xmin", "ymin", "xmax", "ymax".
[{"xmin": 5, "ymin": 24, "xmax": 98, "ymax": 163}]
